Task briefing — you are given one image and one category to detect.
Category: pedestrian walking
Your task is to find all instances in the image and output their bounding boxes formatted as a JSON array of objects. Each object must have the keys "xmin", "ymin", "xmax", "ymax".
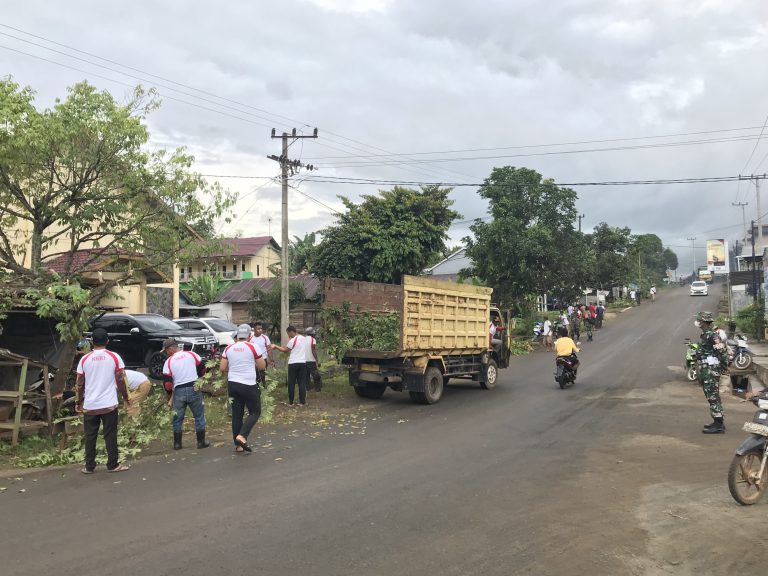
[
  {"xmin": 571, "ymin": 309, "xmax": 581, "ymax": 343},
  {"xmin": 629, "ymin": 289, "xmax": 636, "ymax": 304},
  {"xmin": 695, "ymin": 311, "xmax": 729, "ymax": 434},
  {"xmin": 271, "ymin": 326, "xmax": 310, "ymax": 406},
  {"xmin": 650, "ymin": 285, "xmax": 657, "ymax": 301},
  {"xmin": 304, "ymin": 327, "xmax": 323, "ymax": 392},
  {"xmin": 596, "ymin": 302, "xmax": 605, "ymax": 329},
  {"xmin": 249, "ymin": 320, "xmax": 274, "ymax": 386},
  {"xmin": 585, "ymin": 310, "xmax": 594, "ymax": 342},
  {"xmin": 75, "ymin": 327, "xmax": 130, "ymax": 474},
  {"xmin": 162, "ymin": 339, "xmax": 209, "ymax": 450},
  {"xmin": 542, "ymin": 315, "xmax": 553, "ymax": 350},
  {"xmin": 124, "ymin": 369, "xmax": 152, "ymax": 419},
  {"xmin": 221, "ymin": 324, "xmax": 267, "ymax": 452}
]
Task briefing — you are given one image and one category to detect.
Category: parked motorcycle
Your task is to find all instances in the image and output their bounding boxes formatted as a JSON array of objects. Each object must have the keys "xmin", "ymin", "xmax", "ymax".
[
  {"xmin": 554, "ymin": 355, "xmax": 577, "ymax": 389},
  {"xmin": 532, "ymin": 321, "xmax": 544, "ymax": 342},
  {"xmin": 727, "ymin": 333, "xmax": 753, "ymax": 371},
  {"xmin": 683, "ymin": 338, "xmax": 700, "ymax": 382},
  {"xmin": 728, "ymin": 393, "xmax": 768, "ymax": 505}
]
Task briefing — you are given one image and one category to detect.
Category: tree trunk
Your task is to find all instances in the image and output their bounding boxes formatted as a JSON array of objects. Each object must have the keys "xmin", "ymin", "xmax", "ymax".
[
  {"xmin": 30, "ymin": 222, "xmax": 43, "ymax": 275},
  {"xmin": 51, "ymin": 338, "xmax": 77, "ymax": 396}
]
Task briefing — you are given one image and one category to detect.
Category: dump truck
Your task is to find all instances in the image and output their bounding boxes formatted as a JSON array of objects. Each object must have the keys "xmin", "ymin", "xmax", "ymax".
[{"xmin": 324, "ymin": 275, "xmax": 511, "ymax": 404}]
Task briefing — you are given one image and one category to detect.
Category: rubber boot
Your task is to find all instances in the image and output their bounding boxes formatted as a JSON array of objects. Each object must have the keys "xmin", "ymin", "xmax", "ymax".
[
  {"xmin": 196, "ymin": 429, "xmax": 210, "ymax": 449},
  {"xmin": 702, "ymin": 417, "xmax": 725, "ymax": 434},
  {"xmin": 173, "ymin": 431, "xmax": 183, "ymax": 450}
]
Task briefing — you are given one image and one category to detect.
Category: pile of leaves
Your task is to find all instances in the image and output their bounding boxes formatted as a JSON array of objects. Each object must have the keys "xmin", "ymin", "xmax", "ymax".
[
  {"xmin": 195, "ymin": 358, "xmax": 280, "ymax": 423},
  {"xmin": 320, "ymin": 302, "xmax": 401, "ymax": 361},
  {"xmin": 14, "ymin": 392, "xmax": 173, "ymax": 468}
]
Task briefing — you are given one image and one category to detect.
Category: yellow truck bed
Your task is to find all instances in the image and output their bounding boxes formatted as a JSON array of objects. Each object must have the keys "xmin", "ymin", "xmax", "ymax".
[{"xmin": 324, "ymin": 275, "xmax": 492, "ymax": 357}]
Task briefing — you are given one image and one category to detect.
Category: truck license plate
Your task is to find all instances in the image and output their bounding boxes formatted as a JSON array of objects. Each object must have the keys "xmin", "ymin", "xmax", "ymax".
[{"xmin": 360, "ymin": 363, "xmax": 379, "ymax": 372}]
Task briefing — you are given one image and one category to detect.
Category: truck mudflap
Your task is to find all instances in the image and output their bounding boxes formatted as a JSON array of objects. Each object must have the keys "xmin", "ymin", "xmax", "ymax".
[{"xmin": 403, "ymin": 368, "xmax": 427, "ymax": 392}]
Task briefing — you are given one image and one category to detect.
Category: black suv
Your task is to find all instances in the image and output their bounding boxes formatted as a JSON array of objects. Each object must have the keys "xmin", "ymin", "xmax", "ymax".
[{"xmin": 87, "ymin": 313, "xmax": 217, "ymax": 379}]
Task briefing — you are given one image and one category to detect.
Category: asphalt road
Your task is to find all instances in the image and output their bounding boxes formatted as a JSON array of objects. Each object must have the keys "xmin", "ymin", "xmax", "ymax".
[{"xmin": 1, "ymin": 284, "xmax": 765, "ymax": 575}]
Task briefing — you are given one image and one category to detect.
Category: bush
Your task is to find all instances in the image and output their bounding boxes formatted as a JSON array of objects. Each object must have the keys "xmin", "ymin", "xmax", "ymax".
[
  {"xmin": 320, "ymin": 302, "xmax": 401, "ymax": 361},
  {"xmin": 736, "ymin": 302, "xmax": 765, "ymax": 340}
]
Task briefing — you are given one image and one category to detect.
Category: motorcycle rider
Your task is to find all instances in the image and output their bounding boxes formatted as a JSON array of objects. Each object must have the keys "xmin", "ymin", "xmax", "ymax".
[
  {"xmin": 695, "ymin": 311, "xmax": 729, "ymax": 434},
  {"xmin": 554, "ymin": 326, "xmax": 580, "ymax": 373}
]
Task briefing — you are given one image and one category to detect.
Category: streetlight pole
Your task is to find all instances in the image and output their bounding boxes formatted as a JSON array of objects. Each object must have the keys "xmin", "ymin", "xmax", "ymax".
[{"xmin": 686, "ymin": 236, "xmax": 696, "ymax": 278}]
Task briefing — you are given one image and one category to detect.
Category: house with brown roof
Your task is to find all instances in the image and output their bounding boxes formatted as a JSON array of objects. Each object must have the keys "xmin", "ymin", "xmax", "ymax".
[
  {"xmin": 207, "ymin": 274, "xmax": 321, "ymax": 332},
  {"xmin": 181, "ymin": 236, "xmax": 281, "ymax": 284}
]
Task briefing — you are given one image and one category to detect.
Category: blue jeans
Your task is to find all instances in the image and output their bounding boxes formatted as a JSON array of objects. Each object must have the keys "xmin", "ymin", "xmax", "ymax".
[{"xmin": 172, "ymin": 386, "xmax": 207, "ymax": 432}]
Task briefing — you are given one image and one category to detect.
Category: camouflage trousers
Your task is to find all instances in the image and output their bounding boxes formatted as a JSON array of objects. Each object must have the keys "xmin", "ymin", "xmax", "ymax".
[{"xmin": 698, "ymin": 365, "xmax": 724, "ymax": 419}]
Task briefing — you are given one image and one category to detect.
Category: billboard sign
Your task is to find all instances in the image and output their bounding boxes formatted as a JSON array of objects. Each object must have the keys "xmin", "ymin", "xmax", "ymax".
[{"xmin": 706, "ymin": 239, "xmax": 729, "ymax": 274}]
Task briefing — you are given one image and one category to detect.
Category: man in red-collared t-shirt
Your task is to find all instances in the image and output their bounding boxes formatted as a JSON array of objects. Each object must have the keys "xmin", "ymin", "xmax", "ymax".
[
  {"xmin": 76, "ymin": 327, "xmax": 130, "ymax": 474},
  {"xmin": 162, "ymin": 338, "xmax": 209, "ymax": 450}
]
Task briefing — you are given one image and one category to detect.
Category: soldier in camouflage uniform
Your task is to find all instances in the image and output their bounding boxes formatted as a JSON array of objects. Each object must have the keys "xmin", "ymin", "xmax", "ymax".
[{"xmin": 696, "ymin": 311, "xmax": 729, "ymax": 434}]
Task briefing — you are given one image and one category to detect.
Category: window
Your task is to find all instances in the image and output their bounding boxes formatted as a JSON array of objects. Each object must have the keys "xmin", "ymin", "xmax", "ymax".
[
  {"xmin": 241, "ymin": 262, "xmax": 246, "ymax": 272},
  {"xmin": 303, "ymin": 310, "xmax": 318, "ymax": 328},
  {"xmin": 222, "ymin": 265, "xmax": 227, "ymax": 273}
]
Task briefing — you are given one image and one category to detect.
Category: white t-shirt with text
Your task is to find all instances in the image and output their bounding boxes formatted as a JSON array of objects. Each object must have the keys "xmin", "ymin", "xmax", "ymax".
[
  {"xmin": 77, "ymin": 349, "xmax": 126, "ymax": 410},
  {"xmin": 223, "ymin": 341, "xmax": 261, "ymax": 385},
  {"xmin": 162, "ymin": 351, "xmax": 202, "ymax": 387}
]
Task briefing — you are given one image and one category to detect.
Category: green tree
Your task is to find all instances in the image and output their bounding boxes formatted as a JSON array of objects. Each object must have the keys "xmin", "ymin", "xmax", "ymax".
[
  {"xmin": 0, "ymin": 79, "xmax": 235, "ymax": 388},
  {"xmin": 248, "ymin": 281, "xmax": 307, "ymax": 339},
  {"xmin": 184, "ymin": 273, "xmax": 227, "ymax": 306},
  {"xmin": 312, "ymin": 185, "xmax": 459, "ymax": 283},
  {"xmin": 630, "ymin": 233, "xmax": 667, "ymax": 287},
  {"xmin": 589, "ymin": 222, "xmax": 633, "ymax": 288},
  {"xmin": 463, "ymin": 167, "xmax": 585, "ymax": 308},
  {"xmin": 289, "ymin": 232, "xmax": 316, "ymax": 274},
  {"xmin": 663, "ymin": 247, "xmax": 679, "ymax": 273}
]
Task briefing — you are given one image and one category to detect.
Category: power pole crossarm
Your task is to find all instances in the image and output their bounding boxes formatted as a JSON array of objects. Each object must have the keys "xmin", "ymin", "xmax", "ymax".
[{"xmin": 269, "ymin": 129, "xmax": 318, "ymax": 341}]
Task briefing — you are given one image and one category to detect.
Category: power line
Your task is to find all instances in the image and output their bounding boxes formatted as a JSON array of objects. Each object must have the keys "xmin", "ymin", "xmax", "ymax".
[
  {"xmin": 0, "ymin": 24, "xmax": 479, "ymax": 184},
  {"xmin": 740, "ymin": 112, "xmax": 768, "ymax": 174},
  {"xmin": 298, "ymin": 174, "xmax": 767, "ymax": 187},
  {"xmin": 305, "ymin": 125, "xmax": 767, "ymax": 161},
  {"xmin": 316, "ymin": 135, "xmax": 766, "ymax": 168}
]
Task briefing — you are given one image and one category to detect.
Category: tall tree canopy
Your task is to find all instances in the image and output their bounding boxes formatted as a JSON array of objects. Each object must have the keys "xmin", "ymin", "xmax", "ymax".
[
  {"xmin": 289, "ymin": 232, "xmax": 317, "ymax": 275},
  {"xmin": 312, "ymin": 185, "xmax": 459, "ymax": 283},
  {"xmin": 589, "ymin": 222, "xmax": 632, "ymax": 288},
  {"xmin": 0, "ymin": 79, "xmax": 234, "ymax": 374},
  {"xmin": 630, "ymin": 233, "xmax": 668, "ymax": 286},
  {"xmin": 464, "ymin": 167, "xmax": 590, "ymax": 307}
]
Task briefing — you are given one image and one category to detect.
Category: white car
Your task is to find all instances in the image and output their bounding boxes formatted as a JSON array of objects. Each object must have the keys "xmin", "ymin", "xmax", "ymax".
[
  {"xmin": 173, "ymin": 317, "xmax": 238, "ymax": 347},
  {"xmin": 690, "ymin": 281, "xmax": 708, "ymax": 296}
]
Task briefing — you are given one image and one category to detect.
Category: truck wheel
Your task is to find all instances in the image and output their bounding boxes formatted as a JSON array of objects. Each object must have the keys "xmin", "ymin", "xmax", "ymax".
[
  {"xmin": 420, "ymin": 367, "xmax": 444, "ymax": 404},
  {"xmin": 480, "ymin": 359, "xmax": 498, "ymax": 390},
  {"xmin": 354, "ymin": 385, "xmax": 386, "ymax": 399},
  {"xmin": 146, "ymin": 351, "xmax": 166, "ymax": 380}
]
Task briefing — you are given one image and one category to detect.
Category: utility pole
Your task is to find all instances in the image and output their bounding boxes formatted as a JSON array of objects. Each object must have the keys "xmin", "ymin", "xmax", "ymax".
[
  {"xmin": 577, "ymin": 213, "xmax": 585, "ymax": 233},
  {"xmin": 732, "ymin": 201, "xmax": 748, "ymax": 248},
  {"xmin": 687, "ymin": 237, "xmax": 696, "ymax": 277},
  {"xmin": 756, "ymin": 177, "xmax": 763, "ymax": 247},
  {"xmin": 751, "ymin": 219, "xmax": 758, "ymax": 303},
  {"xmin": 269, "ymin": 128, "xmax": 318, "ymax": 339}
]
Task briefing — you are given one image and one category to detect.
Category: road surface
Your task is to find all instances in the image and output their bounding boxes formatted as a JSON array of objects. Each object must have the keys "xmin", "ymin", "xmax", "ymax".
[{"xmin": 1, "ymin": 284, "xmax": 764, "ymax": 575}]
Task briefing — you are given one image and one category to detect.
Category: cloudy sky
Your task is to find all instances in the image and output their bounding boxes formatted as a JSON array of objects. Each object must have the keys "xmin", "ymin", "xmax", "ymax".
[{"xmin": 3, "ymin": 0, "xmax": 768, "ymax": 274}]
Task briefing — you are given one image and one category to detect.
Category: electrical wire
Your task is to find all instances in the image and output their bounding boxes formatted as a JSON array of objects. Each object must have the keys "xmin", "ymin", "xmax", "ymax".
[
  {"xmin": 740, "ymin": 112, "xmax": 768, "ymax": 174},
  {"xmin": 305, "ymin": 125, "xmax": 768, "ymax": 161},
  {"xmin": 0, "ymin": 25, "xmax": 480, "ymax": 184}
]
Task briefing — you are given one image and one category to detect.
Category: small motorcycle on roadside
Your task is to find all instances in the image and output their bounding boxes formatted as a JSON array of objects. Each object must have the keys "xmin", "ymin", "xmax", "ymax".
[
  {"xmin": 683, "ymin": 338, "xmax": 700, "ymax": 382},
  {"xmin": 728, "ymin": 392, "xmax": 768, "ymax": 505},
  {"xmin": 727, "ymin": 333, "xmax": 753, "ymax": 371}
]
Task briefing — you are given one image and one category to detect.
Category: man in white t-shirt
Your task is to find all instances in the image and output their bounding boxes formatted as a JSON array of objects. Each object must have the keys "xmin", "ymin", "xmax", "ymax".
[
  {"xmin": 249, "ymin": 320, "xmax": 274, "ymax": 385},
  {"xmin": 162, "ymin": 338, "xmax": 209, "ymax": 450},
  {"xmin": 221, "ymin": 324, "xmax": 267, "ymax": 452},
  {"xmin": 271, "ymin": 325, "xmax": 309, "ymax": 406},
  {"xmin": 76, "ymin": 328, "xmax": 130, "ymax": 474},
  {"xmin": 124, "ymin": 369, "xmax": 151, "ymax": 418},
  {"xmin": 542, "ymin": 315, "xmax": 553, "ymax": 350}
]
